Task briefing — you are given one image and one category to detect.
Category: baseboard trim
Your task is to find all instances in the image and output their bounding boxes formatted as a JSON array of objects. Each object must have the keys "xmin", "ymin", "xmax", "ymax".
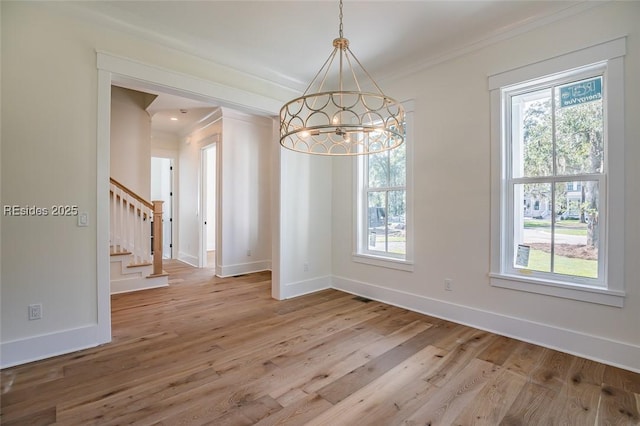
[
  {"xmin": 110, "ymin": 275, "xmax": 168, "ymax": 295},
  {"xmin": 6, "ymin": 273, "xmax": 636, "ymax": 373},
  {"xmin": 0, "ymin": 324, "xmax": 109, "ymax": 369},
  {"xmin": 177, "ymin": 252, "xmax": 198, "ymax": 267},
  {"xmin": 282, "ymin": 275, "xmax": 332, "ymax": 299},
  {"xmin": 217, "ymin": 260, "xmax": 271, "ymax": 278},
  {"xmin": 332, "ymin": 275, "xmax": 640, "ymax": 373}
]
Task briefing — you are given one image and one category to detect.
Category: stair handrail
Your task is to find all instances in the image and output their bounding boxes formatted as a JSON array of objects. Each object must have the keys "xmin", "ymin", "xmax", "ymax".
[
  {"xmin": 109, "ymin": 177, "xmax": 154, "ymax": 210},
  {"xmin": 109, "ymin": 177, "xmax": 164, "ymax": 276}
]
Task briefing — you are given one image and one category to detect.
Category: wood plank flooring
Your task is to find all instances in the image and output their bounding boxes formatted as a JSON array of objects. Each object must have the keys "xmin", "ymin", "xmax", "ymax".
[{"xmin": 2, "ymin": 260, "xmax": 639, "ymax": 425}]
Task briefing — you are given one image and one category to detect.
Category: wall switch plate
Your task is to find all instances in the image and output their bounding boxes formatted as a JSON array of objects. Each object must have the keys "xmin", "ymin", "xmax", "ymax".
[
  {"xmin": 28, "ymin": 304, "xmax": 42, "ymax": 320},
  {"xmin": 78, "ymin": 212, "xmax": 89, "ymax": 227}
]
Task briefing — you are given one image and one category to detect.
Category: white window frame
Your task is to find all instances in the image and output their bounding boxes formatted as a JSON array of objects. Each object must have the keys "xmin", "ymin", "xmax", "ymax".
[
  {"xmin": 505, "ymin": 67, "xmax": 607, "ymax": 284},
  {"xmin": 353, "ymin": 100, "xmax": 414, "ymax": 271},
  {"xmin": 489, "ymin": 38, "xmax": 626, "ymax": 307}
]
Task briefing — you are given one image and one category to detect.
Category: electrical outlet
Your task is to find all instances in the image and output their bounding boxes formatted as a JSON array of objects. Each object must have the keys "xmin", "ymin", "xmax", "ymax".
[
  {"xmin": 28, "ymin": 304, "xmax": 42, "ymax": 320},
  {"xmin": 303, "ymin": 262, "xmax": 309, "ymax": 272},
  {"xmin": 444, "ymin": 279, "xmax": 453, "ymax": 291},
  {"xmin": 246, "ymin": 250, "xmax": 251, "ymax": 257}
]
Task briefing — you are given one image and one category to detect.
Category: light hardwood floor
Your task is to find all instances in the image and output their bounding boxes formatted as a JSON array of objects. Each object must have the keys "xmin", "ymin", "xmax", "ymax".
[{"xmin": 2, "ymin": 260, "xmax": 639, "ymax": 425}]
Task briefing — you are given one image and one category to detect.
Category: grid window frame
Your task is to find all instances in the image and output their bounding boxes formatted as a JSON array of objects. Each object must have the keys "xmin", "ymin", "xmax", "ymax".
[
  {"xmin": 353, "ymin": 101, "xmax": 414, "ymax": 271},
  {"xmin": 488, "ymin": 38, "xmax": 626, "ymax": 307}
]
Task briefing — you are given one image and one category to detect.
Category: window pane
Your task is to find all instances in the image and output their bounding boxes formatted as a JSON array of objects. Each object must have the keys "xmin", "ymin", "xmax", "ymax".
[
  {"xmin": 512, "ymin": 89, "xmax": 553, "ymax": 178},
  {"xmin": 368, "ymin": 191, "xmax": 386, "ymax": 250},
  {"xmin": 554, "ymin": 181, "xmax": 599, "ymax": 278},
  {"xmin": 368, "ymin": 151, "xmax": 389, "ymax": 188},
  {"xmin": 388, "ymin": 190, "xmax": 406, "ymax": 255},
  {"xmin": 515, "ymin": 183, "xmax": 552, "ymax": 272},
  {"xmin": 555, "ymin": 77, "xmax": 604, "ymax": 175},
  {"xmin": 390, "ymin": 142, "xmax": 406, "ymax": 187}
]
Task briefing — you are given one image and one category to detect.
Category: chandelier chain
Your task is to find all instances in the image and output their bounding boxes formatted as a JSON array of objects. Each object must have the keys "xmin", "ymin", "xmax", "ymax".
[{"xmin": 339, "ymin": 0, "xmax": 344, "ymax": 38}]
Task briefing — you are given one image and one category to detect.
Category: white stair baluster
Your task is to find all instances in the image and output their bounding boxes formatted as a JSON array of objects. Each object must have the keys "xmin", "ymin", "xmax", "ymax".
[
  {"xmin": 109, "ymin": 191, "xmax": 113, "ymax": 247},
  {"xmin": 125, "ymin": 198, "xmax": 131, "ymax": 256},
  {"xmin": 116, "ymin": 189, "xmax": 122, "ymax": 252},
  {"xmin": 135, "ymin": 200, "xmax": 142, "ymax": 264},
  {"xmin": 109, "ymin": 179, "xmax": 163, "ymax": 277}
]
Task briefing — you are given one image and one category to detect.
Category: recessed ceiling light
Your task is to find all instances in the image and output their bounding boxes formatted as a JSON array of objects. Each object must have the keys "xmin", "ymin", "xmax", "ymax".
[{"xmin": 170, "ymin": 117, "xmax": 178, "ymax": 121}]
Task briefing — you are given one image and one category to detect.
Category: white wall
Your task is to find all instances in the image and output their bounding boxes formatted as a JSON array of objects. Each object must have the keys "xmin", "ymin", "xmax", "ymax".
[
  {"xmin": 217, "ymin": 109, "xmax": 273, "ymax": 277},
  {"xmin": 0, "ymin": 1, "xmax": 290, "ymax": 367},
  {"xmin": 279, "ymin": 150, "xmax": 333, "ymax": 299},
  {"xmin": 2, "ymin": 2, "xmax": 101, "ymax": 348},
  {"xmin": 331, "ymin": 2, "xmax": 640, "ymax": 371},
  {"xmin": 110, "ymin": 86, "xmax": 152, "ymax": 200}
]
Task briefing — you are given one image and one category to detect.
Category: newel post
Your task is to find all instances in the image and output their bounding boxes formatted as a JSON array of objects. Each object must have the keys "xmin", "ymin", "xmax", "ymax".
[{"xmin": 152, "ymin": 200, "xmax": 164, "ymax": 276}]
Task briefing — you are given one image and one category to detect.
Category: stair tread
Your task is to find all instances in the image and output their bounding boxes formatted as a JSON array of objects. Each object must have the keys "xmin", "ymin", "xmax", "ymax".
[
  {"xmin": 147, "ymin": 271, "xmax": 169, "ymax": 278},
  {"xmin": 128, "ymin": 262, "xmax": 152, "ymax": 268}
]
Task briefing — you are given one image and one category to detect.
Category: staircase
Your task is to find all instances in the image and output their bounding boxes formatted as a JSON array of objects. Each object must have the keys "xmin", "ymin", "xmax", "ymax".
[{"xmin": 110, "ymin": 177, "xmax": 168, "ymax": 294}]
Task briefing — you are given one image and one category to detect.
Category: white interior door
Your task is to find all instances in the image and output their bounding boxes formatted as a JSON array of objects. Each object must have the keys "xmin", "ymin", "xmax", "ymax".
[
  {"xmin": 151, "ymin": 157, "xmax": 174, "ymax": 259},
  {"xmin": 200, "ymin": 144, "xmax": 217, "ymax": 267}
]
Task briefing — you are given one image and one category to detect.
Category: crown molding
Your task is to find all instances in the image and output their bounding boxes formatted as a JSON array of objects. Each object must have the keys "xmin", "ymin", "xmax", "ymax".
[
  {"xmin": 42, "ymin": 2, "xmax": 306, "ymax": 94},
  {"xmin": 378, "ymin": 1, "xmax": 609, "ymax": 84}
]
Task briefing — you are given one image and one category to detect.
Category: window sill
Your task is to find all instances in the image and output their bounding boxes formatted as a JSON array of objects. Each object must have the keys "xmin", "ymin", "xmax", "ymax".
[
  {"xmin": 352, "ymin": 253, "xmax": 414, "ymax": 272},
  {"xmin": 489, "ymin": 272, "xmax": 625, "ymax": 307}
]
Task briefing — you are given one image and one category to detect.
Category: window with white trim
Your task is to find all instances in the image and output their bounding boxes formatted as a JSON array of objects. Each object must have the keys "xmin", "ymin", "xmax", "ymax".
[
  {"xmin": 489, "ymin": 38, "xmax": 626, "ymax": 307},
  {"xmin": 507, "ymin": 68, "xmax": 606, "ymax": 283},
  {"xmin": 362, "ymin": 137, "xmax": 406, "ymax": 256},
  {"xmin": 355, "ymin": 102, "xmax": 413, "ymax": 270}
]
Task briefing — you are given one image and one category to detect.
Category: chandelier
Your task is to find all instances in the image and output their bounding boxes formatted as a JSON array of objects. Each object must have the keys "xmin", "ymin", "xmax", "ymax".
[{"xmin": 279, "ymin": 0, "xmax": 405, "ymax": 156}]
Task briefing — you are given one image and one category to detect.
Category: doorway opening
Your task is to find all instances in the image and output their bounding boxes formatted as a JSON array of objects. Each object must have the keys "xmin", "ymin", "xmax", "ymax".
[
  {"xmin": 201, "ymin": 144, "xmax": 217, "ymax": 268},
  {"xmin": 97, "ymin": 51, "xmax": 281, "ymax": 346},
  {"xmin": 151, "ymin": 157, "xmax": 174, "ymax": 259}
]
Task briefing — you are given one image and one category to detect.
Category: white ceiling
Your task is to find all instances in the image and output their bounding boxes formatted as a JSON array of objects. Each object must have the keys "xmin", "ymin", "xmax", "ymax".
[
  {"xmin": 145, "ymin": 92, "xmax": 217, "ymax": 135},
  {"xmin": 65, "ymin": 0, "xmax": 594, "ymax": 133}
]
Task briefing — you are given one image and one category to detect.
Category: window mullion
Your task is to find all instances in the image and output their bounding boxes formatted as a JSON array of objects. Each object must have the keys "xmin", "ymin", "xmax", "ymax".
[
  {"xmin": 363, "ymin": 157, "xmax": 370, "ymax": 253},
  {"xmin": 513, "ymin": 174, "xmax": 604, "ymax": 185},
  {"xmin": 385, "ymin": 151, "xmax": 391, "ymax": 254},
  {"xmin": 385, "ymin": 190, "xmax": 390, "ymax": 253},
  {"xmin": 504, "ymin": 94, "xmax": 515, "ymax": 274},
  {"xmin": 550, "ymin": 85, "xmax": 557, "ymax": 273},
  {"xmin": 550, "ymin": 184, "xmax": 556, "ymax": 273}
]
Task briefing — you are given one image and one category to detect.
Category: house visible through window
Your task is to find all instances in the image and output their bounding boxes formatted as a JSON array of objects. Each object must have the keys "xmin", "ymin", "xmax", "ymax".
[
  {"xmin": 510, "ymin": 72, "xmax": 605, "ymax": 281},
  {"xmin": 489, "ymin": 38, "xmax": 626, "ymax": 306},
  {"xmin": 363, "ymin": 134, "xmax": 406, "ymax": 258}
]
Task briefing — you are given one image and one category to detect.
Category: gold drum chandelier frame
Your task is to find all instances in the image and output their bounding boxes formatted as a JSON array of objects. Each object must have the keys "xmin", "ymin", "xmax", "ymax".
[{"xmin": 280, "ymin": 0, "xmax": 405, "ymax": 156}]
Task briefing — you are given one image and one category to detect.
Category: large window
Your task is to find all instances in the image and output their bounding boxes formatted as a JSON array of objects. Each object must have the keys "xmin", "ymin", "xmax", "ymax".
[
  {"xmin": 363, "ymin": 141, "xmax": 406, "ymax": 257},
  {"xmin": 508, "ymin": 71, "xmax": 605, "ymax": 284},
  {"xmin": 489, "ymin": 38, "xmax": 625, "ymax": 306},
  {"xmin": 355, "ymin": 102, "xmax": 413, "ymax": 270}
]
